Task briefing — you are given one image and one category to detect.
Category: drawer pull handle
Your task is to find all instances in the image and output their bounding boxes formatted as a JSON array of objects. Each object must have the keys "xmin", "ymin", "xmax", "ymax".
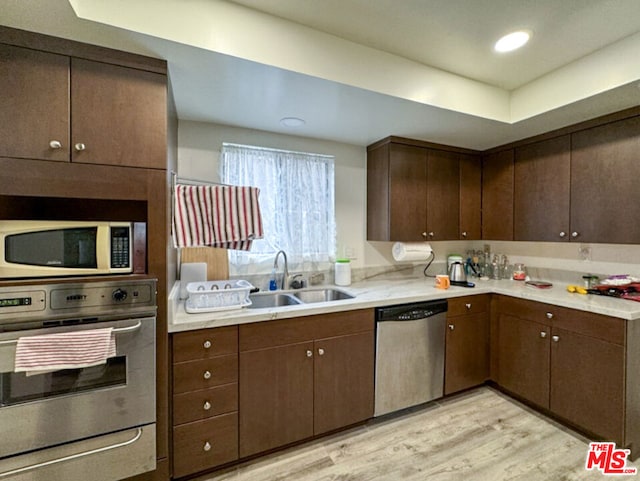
[
  {"xmin": 465, "ymin": 303, "xmax": 471, "ymax": 309},
  {"xmin": 552, "ymin": 335, "xmax": 560, "ymax": 343},
  {"xmin": 306, "ymin": 350, "xmax": 313, "ymax": 358},
  {"xmin": 203, "ymin": 442, "xmax": 212, "ymax": 452},
  {"xmin": 540, "ymin": 331, "xmax": 547, "ymax": 338},
  {"xmin": 546, "ymin": 312, "xmax": 553, "ymax": 319},
  {"xmin": 203, "ymin": 340, "xmax": 212, "ymax": 349},
  {"xmin": 203, "ymin": 371, "xmax": 212, "ymax": 380},
  {"xmin": 203, "ymin": 401, "xmax": 211, "ymax": 411}
]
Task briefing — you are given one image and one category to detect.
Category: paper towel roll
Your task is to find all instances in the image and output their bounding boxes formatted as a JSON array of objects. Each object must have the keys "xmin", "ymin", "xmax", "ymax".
[{"xmin": 392, "ymin": 242, "xmax": 433, "ymax": 262}]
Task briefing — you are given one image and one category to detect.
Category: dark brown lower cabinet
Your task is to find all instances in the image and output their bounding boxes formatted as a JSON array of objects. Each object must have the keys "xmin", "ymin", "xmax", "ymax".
[
  {"xmin": 495, "ymin": 296, "xmax": 625, "ymax": 445},
  {"xmin": 550, "ymin": 328, "xmax": 624, "ymax": 443},
  {"xmin": 314, "ymin": 331, "xmax": 375, "ymax": 435},
  {"xmin": 445, "ymin": 296, "xmax": 489, "ymax": 395},
  {"xmin": 239, "ymin": 342, "xmax": 315, "ymax": 457},
  {"xmin": 239, "ymin": 310, "xmax": 375, "ymax": 458},
  {"xmin": 497, "ymin": 313, "xmax": 550, "ymax": 408}
]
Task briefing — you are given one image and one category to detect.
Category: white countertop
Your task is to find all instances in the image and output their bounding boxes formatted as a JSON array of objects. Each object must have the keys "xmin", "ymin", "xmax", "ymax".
[{"xmin": 168, "ymin": 276, "xmax": 640, "ymax": 333}]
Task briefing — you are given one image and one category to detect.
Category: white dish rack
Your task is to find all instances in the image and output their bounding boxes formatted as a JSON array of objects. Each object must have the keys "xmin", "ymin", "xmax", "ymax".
[{"xmin": 185, "ymin": 279, "xmax": 254, "ymax": 313}]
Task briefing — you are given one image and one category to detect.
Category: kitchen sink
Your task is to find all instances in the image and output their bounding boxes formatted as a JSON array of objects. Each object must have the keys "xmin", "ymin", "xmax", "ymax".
[
  {"xmin": 248, "ymin": 292, "xmax": 302, "ymax": 308},
  {"xmin": 247, "ymin": 288, "xmax": 355, "ymax": 309},
  {"xmin": 293, "ymin": 288, "xmax": 355, "ymax": 303}
]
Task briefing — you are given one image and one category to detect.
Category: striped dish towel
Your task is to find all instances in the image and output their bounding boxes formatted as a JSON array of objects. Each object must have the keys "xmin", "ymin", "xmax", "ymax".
[
  {"xmin": 14, "ymin": 328, "xmax": 116, "ymax": 375},
  {"xmin": 173, "ymin": 184, "xmax": 264, "ymax": 250}
]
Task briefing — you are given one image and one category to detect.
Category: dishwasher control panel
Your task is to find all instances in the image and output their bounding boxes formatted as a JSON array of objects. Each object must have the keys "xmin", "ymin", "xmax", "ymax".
[
  {"xmin": 376, "ymin": 299, "xmax": 448, "ymax": 322},
  {"xmin": 398, "ymin": 309, "xmax": 436, "ymax": 320}
]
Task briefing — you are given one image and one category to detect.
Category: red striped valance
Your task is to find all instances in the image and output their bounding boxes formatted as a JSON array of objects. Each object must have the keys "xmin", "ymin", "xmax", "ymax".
[{"xmin": 172, "ymin": 184, "xmax": 264, "ymax": 250}]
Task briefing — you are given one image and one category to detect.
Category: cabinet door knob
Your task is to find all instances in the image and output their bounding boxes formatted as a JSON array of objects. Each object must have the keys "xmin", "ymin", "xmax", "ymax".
[
  {"xmin": 428, "ymin": 232, "xmax": 434, "ymax": 237},
  {"xmin": 546, "ymin": 312, "xmax": 553, "ymax": 319},
  {"xmin": 465, "ymin": 303, "xmax": 471, "ymax": 309},
  {"xmin": 203, "ymin": 340, "xmax": 212, "ymax": 349},
  {"xmin": 448, "ymin": 324, "xmax": 455, "ymax": 331},
  {"xmin": 203, "ymin": 401, "xmax": 211, "ymax": 411},
  {"xmin": 203, "ymin": 442, "xmax": 212, "ymax": 452},
  {"xmin": 540, "ymin": 331, "xmax": 547, "ymax": 338},
  {"xmin": 422, "ymin": 232, "xmax": 428, "ymax": 238},
  {"xmin": 74, "ymin": 143, "xmax": 86, "ymax": 151},
  {"xmin": 571, "ymin": 232, "xmax": 579, "ymax": 238},
  {"xmin": 306, "ymin": 350, "xmax": 313, "ymax": 358},
  {"xmin": 49, "ymin": 140, "xmax": 62, "ymax": 149},
  {"xmin": 203, "ymin": 370, "xmax": 212, "ymax": 380},
  {"xmin": 559, "ymin": 231, "xmax": 566, "ymax": 238},
  {"xmin": 552, "ymin": 335, "xmax": 560, "ymax": 342},
  {"xmin": 318, "ymin": 348, "xmax": 325, "ymax": 356},
  {"xmin": 461, "ymin": 231, "xmax": 467, "ymax": 238}
]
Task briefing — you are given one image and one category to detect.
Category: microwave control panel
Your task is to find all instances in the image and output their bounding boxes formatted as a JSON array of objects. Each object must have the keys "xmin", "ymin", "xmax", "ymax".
[{"xmin": 110, "ymin": 226, "xmax": 131, "ymax": 269}]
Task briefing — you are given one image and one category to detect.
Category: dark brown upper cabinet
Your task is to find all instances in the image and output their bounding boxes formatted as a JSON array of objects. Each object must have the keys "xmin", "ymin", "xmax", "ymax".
[
  {"xmin": 0, "ymin": 43, "xmax": 167, "ymax": 169},
  {"xmin": 459, "ymin": 153, "xmax": 482, "ymax": 240},
  {"xmin": 367, "ymin": 138, "xmax": 479, "ymax": 242},
  {"xmin": 514, "ymin": 135, "xmax": 571, "ymax": 242},
  {"xmin": 0, "ymin": 44, "xmax": 70, "ymax": 162},
  {"xmin": 570, "ymin": 116, "xmax": 640, "ymax": 244},
  {"xmin": 481, "ymin": 150, "xmax": 514, "ymax": 240}
]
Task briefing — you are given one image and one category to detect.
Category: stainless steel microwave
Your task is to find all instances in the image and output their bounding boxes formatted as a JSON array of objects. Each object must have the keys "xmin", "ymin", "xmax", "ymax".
[{"xmin": 0, "ymin": 220, "xmax": 146, "ymax": 279}]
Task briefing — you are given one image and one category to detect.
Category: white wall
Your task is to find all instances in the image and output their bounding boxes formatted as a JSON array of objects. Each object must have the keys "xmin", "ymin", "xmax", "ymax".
[{"xmin": 178, "ymin": 120, "xmax": 640, "ymax": 279}]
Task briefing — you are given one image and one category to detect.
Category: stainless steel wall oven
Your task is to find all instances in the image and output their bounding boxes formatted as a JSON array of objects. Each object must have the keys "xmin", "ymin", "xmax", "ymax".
[{"xmin": 0, "ymin": 279, "xmax": 157, "ymax": 481}]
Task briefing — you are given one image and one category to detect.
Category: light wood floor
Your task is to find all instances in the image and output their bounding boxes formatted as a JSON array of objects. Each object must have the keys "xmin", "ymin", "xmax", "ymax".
[{"xmin": 195, "ymin": 387, "xmax": 637, "ymax": 480}]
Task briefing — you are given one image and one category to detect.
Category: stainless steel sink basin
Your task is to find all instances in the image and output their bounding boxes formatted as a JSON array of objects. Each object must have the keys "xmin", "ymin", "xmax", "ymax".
[
  {"xmin": 248, "ymin": 292, "xmax": 302, "ymax": 308},
  {"xmin": 293, "ymin": 288, "xmax": 355, "ymax": 303},
  {"xmin": 247, "ymin": 288, "xmax": 355, "ymax": 308}
]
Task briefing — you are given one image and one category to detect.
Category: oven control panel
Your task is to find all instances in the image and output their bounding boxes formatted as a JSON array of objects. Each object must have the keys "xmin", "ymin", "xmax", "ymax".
[
  {"xmin": 0, "ymin": 289, "xmax": 45, "ymax": 315},
  {"xmin": 51, "ymin": 284, "xmax": 153, "ymax": 310},
  {"xmin": 0, "ymin": 279, "xmax": 156, "ymax": 324}
]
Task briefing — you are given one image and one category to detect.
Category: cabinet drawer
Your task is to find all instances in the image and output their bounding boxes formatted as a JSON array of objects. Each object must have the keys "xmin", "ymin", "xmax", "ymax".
[
  {"xmin": 173, "ymin": 383, "xmax": 238, "ymax": 425},
  {"xmin": 498, "ymin": 296, "xmax": 551, "ymax": 324},
  {"xmin": 173, "ymin": 326, "xmax": 238, "ymax": 363},
  {"xmin": 172, "ymin": 412, "xmax": 238, "ymax": 478},
  {"xmin": 448, "ymin": 295, "xmax": 489, "ymax": 318},
  {"xmin": 498, "ymin": 295, "xmax": 625, "ymax": 345},
  {"xmin": 173, "ymin": 355, "xmax": 238, "ymax": 394},
  {"xmin": 240, "ymin": 309, "xmax": 374, "ymax": 351},
  {"xmin": 551, "ymin": 308, "xmax": 625, "ymax": 346}
]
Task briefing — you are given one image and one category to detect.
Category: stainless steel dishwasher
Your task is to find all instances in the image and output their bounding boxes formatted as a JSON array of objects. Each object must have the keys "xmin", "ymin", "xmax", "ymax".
[{"xmin": 374, "ymin": 299, "xmax": 447, "ymax": 417}]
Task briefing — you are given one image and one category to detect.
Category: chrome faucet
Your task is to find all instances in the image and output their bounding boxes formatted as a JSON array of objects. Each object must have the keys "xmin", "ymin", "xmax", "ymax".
[{"xmin": 273, "ymin": 250, "xmax": 288, "ymax": 290}]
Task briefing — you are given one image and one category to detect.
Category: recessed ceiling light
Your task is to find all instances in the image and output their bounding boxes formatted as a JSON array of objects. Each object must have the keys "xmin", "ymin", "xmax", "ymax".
[
  {"xmin": 280, "ymin": 117, "xmax": 306, "ymax": 127},
  {"xmin": 494, "ymin": 31, "xmax": 530, "ymax": 53}
]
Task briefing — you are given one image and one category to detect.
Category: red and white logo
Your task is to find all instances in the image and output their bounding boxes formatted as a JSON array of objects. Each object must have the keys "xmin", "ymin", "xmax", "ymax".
[{"xmin": 585, "ymin": 442, "xmax": 637, "ymax": 475}]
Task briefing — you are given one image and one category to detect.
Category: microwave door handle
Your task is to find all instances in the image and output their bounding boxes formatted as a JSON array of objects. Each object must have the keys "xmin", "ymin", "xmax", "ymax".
[{"xmin": 0, "ymin": 321, "xmax": 142, "ymax": 346}]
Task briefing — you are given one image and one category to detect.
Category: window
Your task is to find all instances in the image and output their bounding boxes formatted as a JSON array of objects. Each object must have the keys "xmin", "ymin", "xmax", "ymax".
[{"xmin": 220, "ymin": 143, "xmax": 336, "ymax": 273}]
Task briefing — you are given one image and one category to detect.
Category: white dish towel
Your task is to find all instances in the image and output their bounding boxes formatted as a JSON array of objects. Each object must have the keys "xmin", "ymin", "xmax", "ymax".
[{"xmin": 14, "ymin": 328, "xmax": 116, "ymax": 376}]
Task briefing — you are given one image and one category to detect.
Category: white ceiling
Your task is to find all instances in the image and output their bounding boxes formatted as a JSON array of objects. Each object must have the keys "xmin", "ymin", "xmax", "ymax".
[
  {"xmin": 2, "ymin": 0, "xmax": 640, "ymax": 150},
  {"xmin": 227, "ymin": 0, "xmax": 640, "ymax": 90}
]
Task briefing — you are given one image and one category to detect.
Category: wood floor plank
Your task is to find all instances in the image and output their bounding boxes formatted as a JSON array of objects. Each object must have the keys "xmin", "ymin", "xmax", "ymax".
[{"xmin": 194, "ymin": 387, "xmax": 637, "ymax": 481}]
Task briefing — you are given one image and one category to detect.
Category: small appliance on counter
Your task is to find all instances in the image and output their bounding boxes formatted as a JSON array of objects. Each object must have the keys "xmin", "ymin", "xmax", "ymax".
[{"xmin": 447, "ymin": 256, "xmax": 475, "ymax": 288}]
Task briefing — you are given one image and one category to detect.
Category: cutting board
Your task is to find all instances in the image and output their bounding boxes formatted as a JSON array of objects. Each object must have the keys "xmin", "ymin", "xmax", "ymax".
[{"xmin": 181, "ymin": 247, "xmax": 229, "ymax": 280}]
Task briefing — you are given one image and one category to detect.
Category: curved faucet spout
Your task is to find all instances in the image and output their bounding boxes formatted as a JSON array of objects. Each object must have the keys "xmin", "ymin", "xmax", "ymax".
[{"xmin": 273, "ymin": 250, "xmax": 289, "ymax": 290}]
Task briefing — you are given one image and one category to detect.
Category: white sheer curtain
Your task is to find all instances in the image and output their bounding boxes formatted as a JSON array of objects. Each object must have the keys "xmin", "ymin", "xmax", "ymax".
[{"xmin": 220, "ymin": 143, "xmax": 336, "ymax": 274}]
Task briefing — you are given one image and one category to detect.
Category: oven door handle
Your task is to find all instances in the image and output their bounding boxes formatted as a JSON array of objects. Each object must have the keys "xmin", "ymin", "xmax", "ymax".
[
  {"xmin": 0, "ymin": 428, "xmax": 143, "ymax": 478},
  {"xmin": 0, "ymin": 321, "xmax": 142, "ymax": 346},
  {"xmin": 113, "ymin": 321, "xmax": 142, "ymax": 334}
]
